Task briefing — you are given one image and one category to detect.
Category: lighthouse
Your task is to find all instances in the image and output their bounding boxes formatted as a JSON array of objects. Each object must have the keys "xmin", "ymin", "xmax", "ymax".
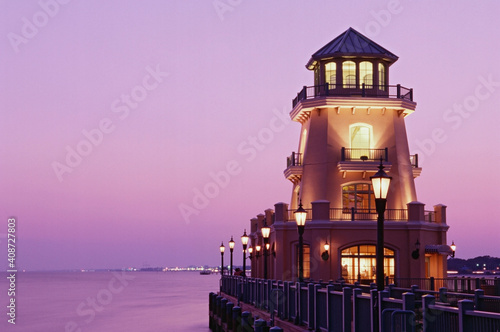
[{"xmin": 249, "ymin": 28, "xmax": 451, "ymax": 285}]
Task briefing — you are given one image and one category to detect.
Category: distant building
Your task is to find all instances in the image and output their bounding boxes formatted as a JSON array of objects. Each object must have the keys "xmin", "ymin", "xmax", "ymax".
[{"xmin": 248, "ymin": 28, "xmax": 451, "ymax": 284}]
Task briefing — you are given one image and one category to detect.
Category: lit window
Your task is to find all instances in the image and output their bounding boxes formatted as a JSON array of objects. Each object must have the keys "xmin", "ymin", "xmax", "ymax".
[
  {"xmin": 343, "ymin": 61, "xmax": 356, "ymax": 88},
  {"xmin": 342, "ymin": 183, "xmax": 375, "ymax": 212},
  {"xmin": 350, "ymin": 124, "xmax": 372, "ymax": 159},
  {"xmin": 360, "ymin": 61, "xmax": 373, "ymax": 88},
  {"xmin": 296, "ymin": 244, "xmax": 310, "ymax": 279},
  {"xmin": 341, "ymin": 245, "xmax": 395, "ymax": 283},
  {"xmin": 325, "ymin": 62, "xmax": 336, "ymax": 86},
  {"xmin": 378, "ymin": 63, "xmax": 386, "ymax": 91}
]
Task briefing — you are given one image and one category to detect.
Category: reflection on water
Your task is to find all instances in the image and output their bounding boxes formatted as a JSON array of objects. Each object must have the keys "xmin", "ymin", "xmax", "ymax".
[{"xmin": 0, "ymin": 271, "xmax": 219, "ymax": 331}]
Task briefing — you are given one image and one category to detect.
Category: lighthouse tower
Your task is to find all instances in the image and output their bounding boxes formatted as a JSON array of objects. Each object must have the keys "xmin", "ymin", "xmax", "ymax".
[{"xmin": 249, "ymin": 28, "xmax": 450, "ymax": 284}]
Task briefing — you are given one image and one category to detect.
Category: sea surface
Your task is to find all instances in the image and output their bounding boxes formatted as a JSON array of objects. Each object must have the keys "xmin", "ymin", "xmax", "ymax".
[{"xmin": 0, "ymin": 271, "xmax": 220, "ymax": 332}]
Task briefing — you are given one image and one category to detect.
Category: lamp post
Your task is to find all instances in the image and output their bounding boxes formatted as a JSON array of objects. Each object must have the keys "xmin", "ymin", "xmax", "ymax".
[
  {"xmin": 294, "ymin": 200, "xmax": 307, "ymax": 282},
  {"xmin": 450, "ymin": 241, "xmax": 456, "ymax": 258},
  {"xmin": 261, "ymin": 220, "xmax": 271, "ymax": 279},
  {"xmin": 248, "ymin": 247, "xmax": 253, "ymax": 260},
  {"xmin": 241, "ymin": 230, "xmax": 249, "ymax": 277},
  {"xmin": 370, "ymin": 159, "xmax": 392, "ymax": 291},
  {"xmin": 229, "ymin": 236, "xmax": 235, "ymax": 276},
  {"xmin": 219, "ymin": 242, "xmax": 225, "ymax": 276}
]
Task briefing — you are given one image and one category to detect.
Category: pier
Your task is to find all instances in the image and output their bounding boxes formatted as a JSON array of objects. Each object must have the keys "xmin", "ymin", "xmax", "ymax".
[{"xmin": 209, "ymin": 275, "xmax": 500, "ymax": 331}]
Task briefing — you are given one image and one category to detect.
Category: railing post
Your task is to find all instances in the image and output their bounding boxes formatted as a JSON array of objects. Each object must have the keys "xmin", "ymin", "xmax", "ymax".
[
  {"xmin": 402, "ymin": 292, "xmax": 415, "ymax": 311},
  {"xmin": 362, "ymin": 83, "xmax": 366, "ymax": 97},
  {"xmin": 458, "ymin": 300, "xmax": 474, "ymax": 332},
  {"xmin": 422, "ymin": 295, "xmax": 437, "ymax": 332},
  {"xmin": 370, "ymin": 289, "xmax": 378, "ymax": 332},
  {"xmin": 430, "ymin": 277, "xmax": 435, "ymax": 291},
  {"xmin": 474, "ymin": 289, "xmax": 484, "ymax": 310},
  {"xmin": 384, "ymin": 147, "xmax": 388, "ymax": 162},
  {"xmin": 378, "ymin": 290, "xmax": 389, "ymax": 332},
  {"xmin": 226, "ymin": 302, "xmax": 234, "ymax": 330},
  {"xmin": 351, "ymin": 207, "xmax": 355, "ymax": 221},
  {"xmin": 438, "ymin": 287, "xmax": 447, "ymax": 303},
  {"xmin": 410, "ymin": 88, "xmax": 413, "ymax": 101},
  {"xmin": 325, "ymin": 82, "xmax": 329, "ymax": 96},
  {"xmin": 397, "ymin": 84, "xmax": 401, "ymax": 98},
  {"xmin": 341, "ymin": 147, "xmax": 346, "ymax": 161},
  {"xmin": 308, "ymin": 283, "xmax": 316, "ymax": 330},
  {"xmin": 343, "ymin": 287, "xmax": 352, "ymax": 332},
  {"xmin": 475, "ymin": 277, "xmax": 481, "ymax": 290}
]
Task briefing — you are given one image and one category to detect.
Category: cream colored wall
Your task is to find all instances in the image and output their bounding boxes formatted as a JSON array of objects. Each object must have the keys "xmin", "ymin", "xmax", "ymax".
[{"xmin": 297, "ymin": 104, "xmax": 417, "ymax": 211}]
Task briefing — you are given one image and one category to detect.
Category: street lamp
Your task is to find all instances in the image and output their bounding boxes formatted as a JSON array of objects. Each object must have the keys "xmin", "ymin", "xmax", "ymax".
[
  {"xmin": 248, "ymin": 247, "xmax": 253, "ymax": 260},
  {"xmin": 229, "ymin": 236, "xmax": 235, "ymax": 276},
  {"xmin": 450, "ymin": 241, "xmax": 456, "ymax": 258},
  {"xmin": 255, "ymin": 245, "xmax": 261, "ymax": 260},
  {"xmin": 241, "ymin": 230, "xmax": 249, "ymax": 277},
  {"xmin": 219, "ymin": 242, "xmax": 225, "ymax": 276},
  {"xmin": 262, "ymin": 220, "xmax": 271, "ymax": 279},
  {"xmin": 294, "ymin": 200, "xmax": 307, "ymax": 282},
  {"xmin": 370, "ymin": 159, "xmax": 392, "ymax": 291}
]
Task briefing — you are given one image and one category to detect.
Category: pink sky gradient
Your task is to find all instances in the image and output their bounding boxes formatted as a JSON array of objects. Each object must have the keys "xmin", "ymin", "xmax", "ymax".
[{"xmin": 1, "ymin": 1, "xmax": 499, "ymax": 270}]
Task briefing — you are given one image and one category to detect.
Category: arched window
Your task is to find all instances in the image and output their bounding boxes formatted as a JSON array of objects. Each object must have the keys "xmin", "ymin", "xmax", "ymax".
[
  {"xmin": 342, "ymin": 183, "xmax": 375, "ymax": 212},
  {"xmin": 342, "ymin": 61, "xmax": 356, "ymax": 88},
  {"xmin": 341, "ymin": 245, "xmax": 395, "ymax": 283},
  {"xmin": 378, "ymin": 63, "xmax": 386, "ymax": 90},
  {"xmin": 325, "ymin": 62, "xmax": 336, "ymax": 86},
  {"xmin": 360, "ymin": 61, "xmax": 373, "ymax": 88},
  {"xmin": 350, "ymin": 123, "xmax": 372, "ymax": 159}
]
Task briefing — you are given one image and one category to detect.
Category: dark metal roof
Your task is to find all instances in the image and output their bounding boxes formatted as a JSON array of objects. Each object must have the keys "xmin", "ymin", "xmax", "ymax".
[{"xmin": 306, "ymin": 27, "xmax": 398, "ymax": 68}]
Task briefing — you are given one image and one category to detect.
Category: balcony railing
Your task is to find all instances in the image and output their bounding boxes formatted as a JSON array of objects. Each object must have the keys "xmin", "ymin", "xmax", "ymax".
[
  {"xmin": 286, "ymin": 208, "xmax": 407, "ymax": 221},
  {"xmin": 410, "ymin": 154, "xmax": 419, "ymax": 168},
  {"xmin": 286, "ymin": 152, "xmax": 302, "ymax": 167},
  {"xmin": 292, "ymin": 83, "xmax": 413, "ymax": 107},
  {"xmin": 330, "ymin": 208, "xmax": 408, "ymax": 221},
  {"xmin": 341, "ymin": 147, "xmax": 388, "ymax": 162}
]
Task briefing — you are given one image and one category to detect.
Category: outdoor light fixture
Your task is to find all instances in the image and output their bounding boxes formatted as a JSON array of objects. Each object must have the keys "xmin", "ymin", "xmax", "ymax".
[
  {"xmin": 229, "ymin": 236, "xmax": 235, "ymax": 276},
  {"xmin": 255, "ymin": 245, "xmax": 261, "ymax": 259},
  {"xmin": 219, "ymin": 242, "xmax": 225, "ymax": 276},
  {"xmin": 262, "ymin": 219, "xmax": 271, "ymax": 279},
  {"xmin": 450, "ymin": 241, "xmax": 456, "ymax": 258},
  {"xmin": 412, "ymin": 238, "xmax": 420, "ymax": 260},
  {"xmin": 294, "ymin": 200, "xmax": 307, "ymax": 282},
  {"xmin": 248, "ymin": 247, "xmax": 253, "ymax": 260},
  {"xmin": 321, "ymin": 241, "xmax": 330, "ymax": 261},
  {"xmin": 370, "ymin": 158, "xmax": 392, "ymax": 291},
  {"xmin": 241, "ymin": 230, "xmax": 249, "ymax": 277}
]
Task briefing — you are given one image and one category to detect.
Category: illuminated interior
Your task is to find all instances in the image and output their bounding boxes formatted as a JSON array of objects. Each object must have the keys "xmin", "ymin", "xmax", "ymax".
[
  {"xmin": 325, "ymin": 62, "xmax": 336, "ymax": 85},
  {"xmin": 342, "ymin": 61, "xmax": 356, "ymax": 88},
  {"xmin": 360, "ymin": 61, "xmax": 373, "ymax": 88},
  {"xmin": 350, "ymin": 123, "xmax": 372, "ymax": 159},
  {"xmin": 342, "ymin": 183, "xmax": 375, "ymax": 211},
  {"xmin": 296, "ymin": 244, "xmax": 310, "ymax": 279},
  {"xmin": 378, "ymin": 63, "xmax": 386, "ymax": 90},
  {"xmin": 341, "ymin": 245, "xmax": 395, "ymax": 283}
]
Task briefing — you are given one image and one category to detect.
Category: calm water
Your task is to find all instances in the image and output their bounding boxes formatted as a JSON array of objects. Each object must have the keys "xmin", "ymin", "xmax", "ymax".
[{"xmin": 0, "ymin": 271, "xmax": 220, "ymax": 331}]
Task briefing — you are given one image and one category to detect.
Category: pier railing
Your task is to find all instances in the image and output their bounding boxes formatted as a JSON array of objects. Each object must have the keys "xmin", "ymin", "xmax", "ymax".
[{"xmin": 213, "ymin": 276, "xmax": 500, "ymax": 332}]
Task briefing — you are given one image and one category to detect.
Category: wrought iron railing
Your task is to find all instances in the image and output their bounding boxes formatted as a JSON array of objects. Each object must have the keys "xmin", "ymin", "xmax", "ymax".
[
  {"xmin": 410, "ymin": 154, "xmax": 419, "ymax": 168},
  {"xmin": 330, "ymin": 208, "xmax": 408, "ymax": 221},
  {"xmin": 286, "ymin": 152, "xmax": 302, "ymax": 167},
  {"xmin": 341, "ymin": 147, "xmax": 388, "ymax": 162},
  {"xmin": 292, "ymin": 83, "xmax": 414, "ymax": 107}
]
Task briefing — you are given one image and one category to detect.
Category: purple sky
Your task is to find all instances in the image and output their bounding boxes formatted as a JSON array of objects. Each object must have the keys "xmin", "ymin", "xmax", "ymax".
[{"xmin": 1, "ymin": 1, "xmax": 499, "ymax": 271}]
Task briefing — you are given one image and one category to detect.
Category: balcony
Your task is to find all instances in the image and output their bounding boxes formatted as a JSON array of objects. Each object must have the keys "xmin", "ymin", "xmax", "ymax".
[
  {"xmin": 292, "ymin": 83, "xmax": 414, "ymax": 108},
  {"xmin": 284, "ymin": 152, "xmax": 302, "ymax": 183},
  {"xmin": 338, "ymin": 147, "xmax": 391, "ymax": 174},
  {"xmin": 410, "ymin": 154, "xmax": 422, "ymax": 178}
]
